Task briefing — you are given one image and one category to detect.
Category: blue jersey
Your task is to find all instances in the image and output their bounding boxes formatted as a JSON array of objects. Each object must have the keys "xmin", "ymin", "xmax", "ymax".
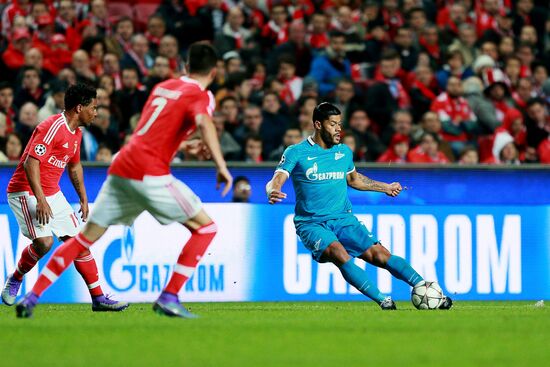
[{"xmin": 276, "ymin": 136, "xmax": 356, "ymax": 224}]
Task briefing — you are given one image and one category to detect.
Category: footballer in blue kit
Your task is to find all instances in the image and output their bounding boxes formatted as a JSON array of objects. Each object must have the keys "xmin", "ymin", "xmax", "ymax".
[{"xmin": 266, "ymin": 102, "xmax": 452, "ymax": 310}]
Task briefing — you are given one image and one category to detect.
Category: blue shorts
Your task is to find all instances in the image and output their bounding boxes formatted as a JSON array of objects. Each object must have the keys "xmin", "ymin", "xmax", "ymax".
[{"xmin": 295, "ymin": 215, "xmax": 380, "ymax": 262}]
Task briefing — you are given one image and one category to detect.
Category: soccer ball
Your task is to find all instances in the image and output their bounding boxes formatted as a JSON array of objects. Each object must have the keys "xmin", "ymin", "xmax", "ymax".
[{"xmin": 411, "ymin": 281, "xmax": 444, "ymax": 310}]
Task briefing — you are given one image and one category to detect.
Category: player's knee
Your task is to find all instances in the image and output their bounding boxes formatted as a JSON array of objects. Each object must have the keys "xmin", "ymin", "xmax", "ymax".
[
  {"xmin": 32, "ymin": 237, "xmax": 54, "ymax": 256},
  {"xmin": 322, "ymin": 242, "xmax": 350, "ymax": 266},
  {"xmin": 363, "ymin": 244, "xmax": 390, "ymax": 267}
]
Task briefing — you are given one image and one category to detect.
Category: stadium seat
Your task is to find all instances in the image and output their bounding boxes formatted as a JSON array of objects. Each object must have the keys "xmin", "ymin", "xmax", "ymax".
[
  {"xmin": 107, "ymin": 2, "xmax": 133, "ymax": 19},
  {"xmin": 134, "ymin": 3, "xmax": 160, "ymax": 29}
]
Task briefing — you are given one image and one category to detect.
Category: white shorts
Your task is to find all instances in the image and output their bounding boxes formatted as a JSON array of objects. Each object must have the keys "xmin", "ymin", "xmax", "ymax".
[
  {"xmin": 7, "ymin": 191, "xmax": 80, "ymax": 240},
  {"xmin": 89, "ymin": 174, "xmax": 202, "ymax": 227}
]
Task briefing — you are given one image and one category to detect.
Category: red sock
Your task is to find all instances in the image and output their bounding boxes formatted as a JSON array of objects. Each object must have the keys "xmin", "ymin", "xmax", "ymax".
[
  {"xmin": 164, "ymin": 222, "xmax": 218, "ymax": 295},
  {"xmin": 13, "ymin": 244, "xmax": 42, "ymax": 281},
  {"xmin": 32, "ymin": 233, "xmax": 93, "ymax": 297},
  {"xmin": 74, "ymin": 250, "xmax": 103, "ymax": 297}
]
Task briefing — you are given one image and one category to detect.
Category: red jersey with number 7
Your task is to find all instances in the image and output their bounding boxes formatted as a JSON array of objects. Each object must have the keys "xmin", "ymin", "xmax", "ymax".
[
  {"xmin": 109, "ymin": 77, "xmax": 215, "ymax": 180},
  {"xmin": 7, "ymin": 113, "xmax": 82, "ymax": 196}
]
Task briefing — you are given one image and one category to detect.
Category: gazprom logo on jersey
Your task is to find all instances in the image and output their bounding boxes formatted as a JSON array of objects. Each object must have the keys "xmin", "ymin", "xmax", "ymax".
[
  {"xmin": 305, "ymin": 162, "xmax": 345, "ymax": 181},
  {"xmin": 281, "ymin": 206, "xmax": 535, "ymax": 300}
]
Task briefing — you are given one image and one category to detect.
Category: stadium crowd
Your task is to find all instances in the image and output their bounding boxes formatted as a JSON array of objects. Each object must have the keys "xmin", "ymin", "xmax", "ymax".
[{"xmin": 0, "ymin": 0, "xmax": 549, "ymax": 164}]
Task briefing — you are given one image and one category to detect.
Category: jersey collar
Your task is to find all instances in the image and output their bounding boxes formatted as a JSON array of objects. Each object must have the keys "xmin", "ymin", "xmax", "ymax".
[
  {"xmin": 180, "ymin": 76, "xmax": 205, "ymax": 91},
  {"xmin": 61, "ymin": 111, "xmax": 76, "ymax": 134},
  {"xmin": 307, "ymin": 136, "xmax": 315, "ymax": 146}
]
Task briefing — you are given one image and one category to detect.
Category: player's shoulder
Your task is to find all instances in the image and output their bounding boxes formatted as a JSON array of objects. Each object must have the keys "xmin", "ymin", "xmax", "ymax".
[
  {"xmin": 284, "ymin": 139, "xmax": 310, "ymax": 156},
  {"xmin": 337, "ymin": 143, "xmax": 354, "ymax": 155}
]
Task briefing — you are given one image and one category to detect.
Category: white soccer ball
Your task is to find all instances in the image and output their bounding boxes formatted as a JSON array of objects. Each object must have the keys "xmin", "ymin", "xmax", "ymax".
[{"xmin": 411, "ymin": 281, "xmax": 444, "ymax": 310}]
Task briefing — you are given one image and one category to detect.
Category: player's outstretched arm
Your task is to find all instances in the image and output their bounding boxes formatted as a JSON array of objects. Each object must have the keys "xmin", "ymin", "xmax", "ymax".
[
  {"xmin": 67, "ymin": 162, "xmax": 89, "ymax": 221},
  {"xmin": 266, "ymin": 171, "xmax": 288, "ymax": 204},
  {"xmin": 196, "ymin": 114, "xmax": 233, "ymax": 197},
  {"xmin": 23, "ymin": 156, "xmax": 53, "ymax": 225},
  {"xmin": 346, "ymin": 170, "xmax": 402, "ymax": 197}
]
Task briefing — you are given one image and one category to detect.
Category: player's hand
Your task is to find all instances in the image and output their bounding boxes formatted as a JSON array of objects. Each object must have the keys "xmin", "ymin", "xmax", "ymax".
[
  {"xmin": 79, "ymin": 200, "xmax": 89, "ymax": 222},
  {"xmin": 36, "ymin": 198, "xmax": 53, "ymax": 225},
  {"xmin": 268, "ymin": 189, "xmax": 287, "ymax": 204},
  {"xmin": 385, "ymin": 182, "xmax": 402, "ymax": 197},
  {"xmin": 216, "ymin": 166, "xmax": 233, "ymax": 197}
]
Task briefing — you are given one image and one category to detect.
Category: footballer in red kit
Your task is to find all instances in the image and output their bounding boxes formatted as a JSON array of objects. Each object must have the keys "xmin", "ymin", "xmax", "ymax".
[
  {"xmin": 2, "ymin": 83, "xmax": 128, "ymax": 312},
  {"xmin": 16, "ymin": 42, "xmax": 233, "ymax": 319}
]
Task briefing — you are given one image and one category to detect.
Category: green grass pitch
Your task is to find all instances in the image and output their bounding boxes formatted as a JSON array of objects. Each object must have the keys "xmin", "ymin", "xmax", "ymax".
[{"xmin": 1, "ymin": 301, "xmax": 548, "ymax": 366}]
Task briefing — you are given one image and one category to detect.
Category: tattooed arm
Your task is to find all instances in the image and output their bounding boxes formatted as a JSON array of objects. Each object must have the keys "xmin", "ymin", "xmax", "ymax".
[
  {"xmin": 346, "ymin": 170, "xmax": 402, "ymax": 197},
  {"xmin": 67, "ymin": 162, "xmax": 89, "ymax": 221}
]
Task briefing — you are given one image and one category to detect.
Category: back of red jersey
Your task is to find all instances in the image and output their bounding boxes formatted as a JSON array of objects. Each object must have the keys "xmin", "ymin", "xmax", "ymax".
[
  {"xmin": 109, "ymin": 77, "xmax": 215, "ymax": 180},
  {"xmin": 7, "ymin": 113, "xmax": 82, "ymax": 196}
]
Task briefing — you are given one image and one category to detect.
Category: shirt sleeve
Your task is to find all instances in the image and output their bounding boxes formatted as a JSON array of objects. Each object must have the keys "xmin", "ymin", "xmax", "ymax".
[
  {"xmin": 190, "ymin": 91, "xmax": 215, "ymax": 121},
  {"xmin": 344, "ymin": 145, "xmax": 356, "ymax": 174},
  {"xmin": 275, "ymin": 145, "xmax": 299, "ymax": 177},
  {"xmin": 69, "ymin": 136, "xmax": 81, "ymax": 164},
  {"xmin": 27, "ymin": 124, "xmax": 53, "ymax": 163}
]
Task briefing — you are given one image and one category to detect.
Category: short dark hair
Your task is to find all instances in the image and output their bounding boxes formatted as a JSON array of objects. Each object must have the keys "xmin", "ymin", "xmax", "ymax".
[
  {"xmin": 187, "ymin": 42, "xmax": 218, "ymax": 75},
  {"xmin": 526, "ymin": 97, "xmax": 544, "ymax": 108},
  {"xmin": 380, "ymin": 48, "xmax": 400, "ymax": 61},
  {"xmin": 234, "ymin": 176, "xmax": 250, "ymax": 185},
  {"xmin": 329, "ymin": 30, "xmax": 346, "ymax": 39},
  {"xmin": 245, "ymin": 133, "xmax": 263, "ymax": 144},
  {"xmin": 312, "ymin": 102, "xmax": 341, "ymax": 123},
  {"xmin": 64, "ymin": 83, "xmax": 96, "ymax": 110},
  {"xmin": 0, "ymin": 81, "xmax": 13, "ymax": 91}
]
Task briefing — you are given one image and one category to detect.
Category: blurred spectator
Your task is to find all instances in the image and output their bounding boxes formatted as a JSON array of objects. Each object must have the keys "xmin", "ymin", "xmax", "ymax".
[
  {"xmin": 458, "ymin": 145, "xmax": 480, "ymax": 165},
  {"xmin": 324, "ymin": 78, "xmax": 358, "ymax": 126},
  {"xmin": 95, "ymin": 143, "xmax": 113, "ymax": 163},
  {"xmin": 496, "ymin": 108, "xmax": 527, "ymax": 158},
  {"xmin": 308, "ymin": 31, "xmax": 351, "ymax": 97},
  {"xmin": 297, "ymin": 96, "xmax": 317, "ymax": 137},
  {"xmin": 381, "ymin": 0, "xmax": 404, "ymax": 40},
  {"xmin": 481, "ymin": 68, "xmax": 513, "ymax": 123},
  {"xmin": 381, "ymin": 109, "xmax": 413, "ymax": 146},
  {"xmin": 213, "ymin": 111, "xmax": 241, "ymax": 160},
  {"xmin": 431, "ymin": 75, "xmax": 477, "ymax": 157},
  {"xmin": 102, "ymin": 53, "xmax": 122, "ymax": 90},
  {"xmin": 377, "ymin": 134, "xmax": 410, "ymax": 164},
  {"xmin": 158, "ymin": 35, "xmax": 184, "ymax": 75},
  {"xmin": 513, "ymin": 77, "xmax": 536, "ymax": 110},
  {"xmin": 88, "ymin": 105, "xmax": 120, "ymax": 154},
  {"xmin": 409, "ymin": 64, "xmax": 440, "ymax": 122},
  {"xmin": 411, "ymin": 111, "xmax": 454, "ymax": 161},
  {"xmin": 0, "ymin": 82, "xmax": 16, "ymax": 134},
  {"xmin": 259, "ymin": 91, "xmax": 288, "ymax": 157},
  {"xmin": 15, "ymin": 101, "xmax": 38, "ymax": 143},
  {"xmin": 87, "ymin": 0, "xmax": 111, "ymax": 36},
  {"xmin": 532, "ymin": 62, "xmax": 548, "ymax": 95},
  {"xmin": 342, "ymin": 132, "xmax": 361, "ymax": 161},
  {"xmin": 57, "ymin": 67, "xmax": 77, "ymax": 86},
  {"xmin": 1, "ymin": 0, "xmax": 32, "ymax": 37},
  {"xmin": 498, "ymin": 36, "xmax": 516, "ymax": 62},
  {"xmin": 145, "ymin": 14, "xmax": 167, "ymax": 54},
  {"xmin": 219, "ymin": 95, "xmax": 241, "ymax": 133},
  {"xmin": 145, "ymin": 56, "xmax": 172, "ymax": 92},
  {"xmin": 55, "ymin": 0, "xmax": 80, "ymax": 51},
  {"xmin": 391, "ymin": 26, "xmax": 418, "ymax": 72},
  {"xmin": 197, "ymin": 0, "xmax": 227, "ymax": 42},
  {"xmin": 232, "ymin": 176, "xmax": 252, "ymax": 203},
  {"xmin": 480, "ymin": 9, "xmax": 514, "ymax": 46},
  {"xmin": 463, "ymin": 76, "xmax": 500, "ymax": 134},
  {"xmin": 22, "ymin": 48, "xmax": 53, "ymax": 84},
  {"xmin": 366, "ymin": 49, "xmax": 409, "ymax": 132},
  {"xmin": 260, "ymin": 3, "xmax": 288, "ymax": 52},
  {"xmin": 2, "ymin": 28, "xmax": 32, "ymax": 74},
  {"xmin": 408, "ymin": 132, "xmax": 450, "ymax": 163},
  {"xmin": 306, "ymin": 12, "xmax": 329, "ymax": 51},
  {"xmin": 215, "ymin": 7, "xmax": 252, "ymax": 56},
  {"xmin": 419, "ymin": 24, "xmax": 442, "ymax": 67},
  {"xmin": 268, "ymin": 20, "xmax": 312, "ymax": 78},
  {"xmin": 105, "ymin": 16, "xmax": 134, "ymax": 60},
  {"xmin": 113, "ymin": 67, "xmax": 148, "ymax": 134},
  {"xmin": 504, "ymin": 56, "xmax": 522, "ymax": 90},
  {"xmin": 37, "ymin": 79, "xmax": 66, "ymax": 122},
  {"xmin": 449, "ymin": 24, "xmax": 478, "ymax": 67},
  {"xmin": 347, "ymin": 108, "xmax": 385, "ymax": 161},
  {"xmin": 436, "ymin": 50, "xmax": 474, "ymax": 90},
  {"xmin": 525, "ymin": 98, "xmax": 549, "ymax": 151},
  {"xmin": 121, "ymin": 34, "xmax": 154, "ymax": 81},
  {"xmin": 242, "ymin": 134, "xmax": 263, "ymax": 162},
  {"xmin": 3, "ymin": 132, "xmax": 23, "ymax": 161},
  {"xmin": 483, "ymin": 131, "xmax": 520, "ymax": 165},
  {"xmin": 233, "ymin": 104, "xmax": 262, "ymax": 145},
  {"xmin": 71, "ymin": 49, "xmax": 96, "ymax": 84},
  {"xmin": 268, "ymin": 127, "xmax": 302, "ymax": 161},
  {"xmin": 80, "ymin": 36, "xmax": 106, "ymax": 76},
  {"xmin": 14, "ymin": 66, "xmax": 45, "ymax": 108}
]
